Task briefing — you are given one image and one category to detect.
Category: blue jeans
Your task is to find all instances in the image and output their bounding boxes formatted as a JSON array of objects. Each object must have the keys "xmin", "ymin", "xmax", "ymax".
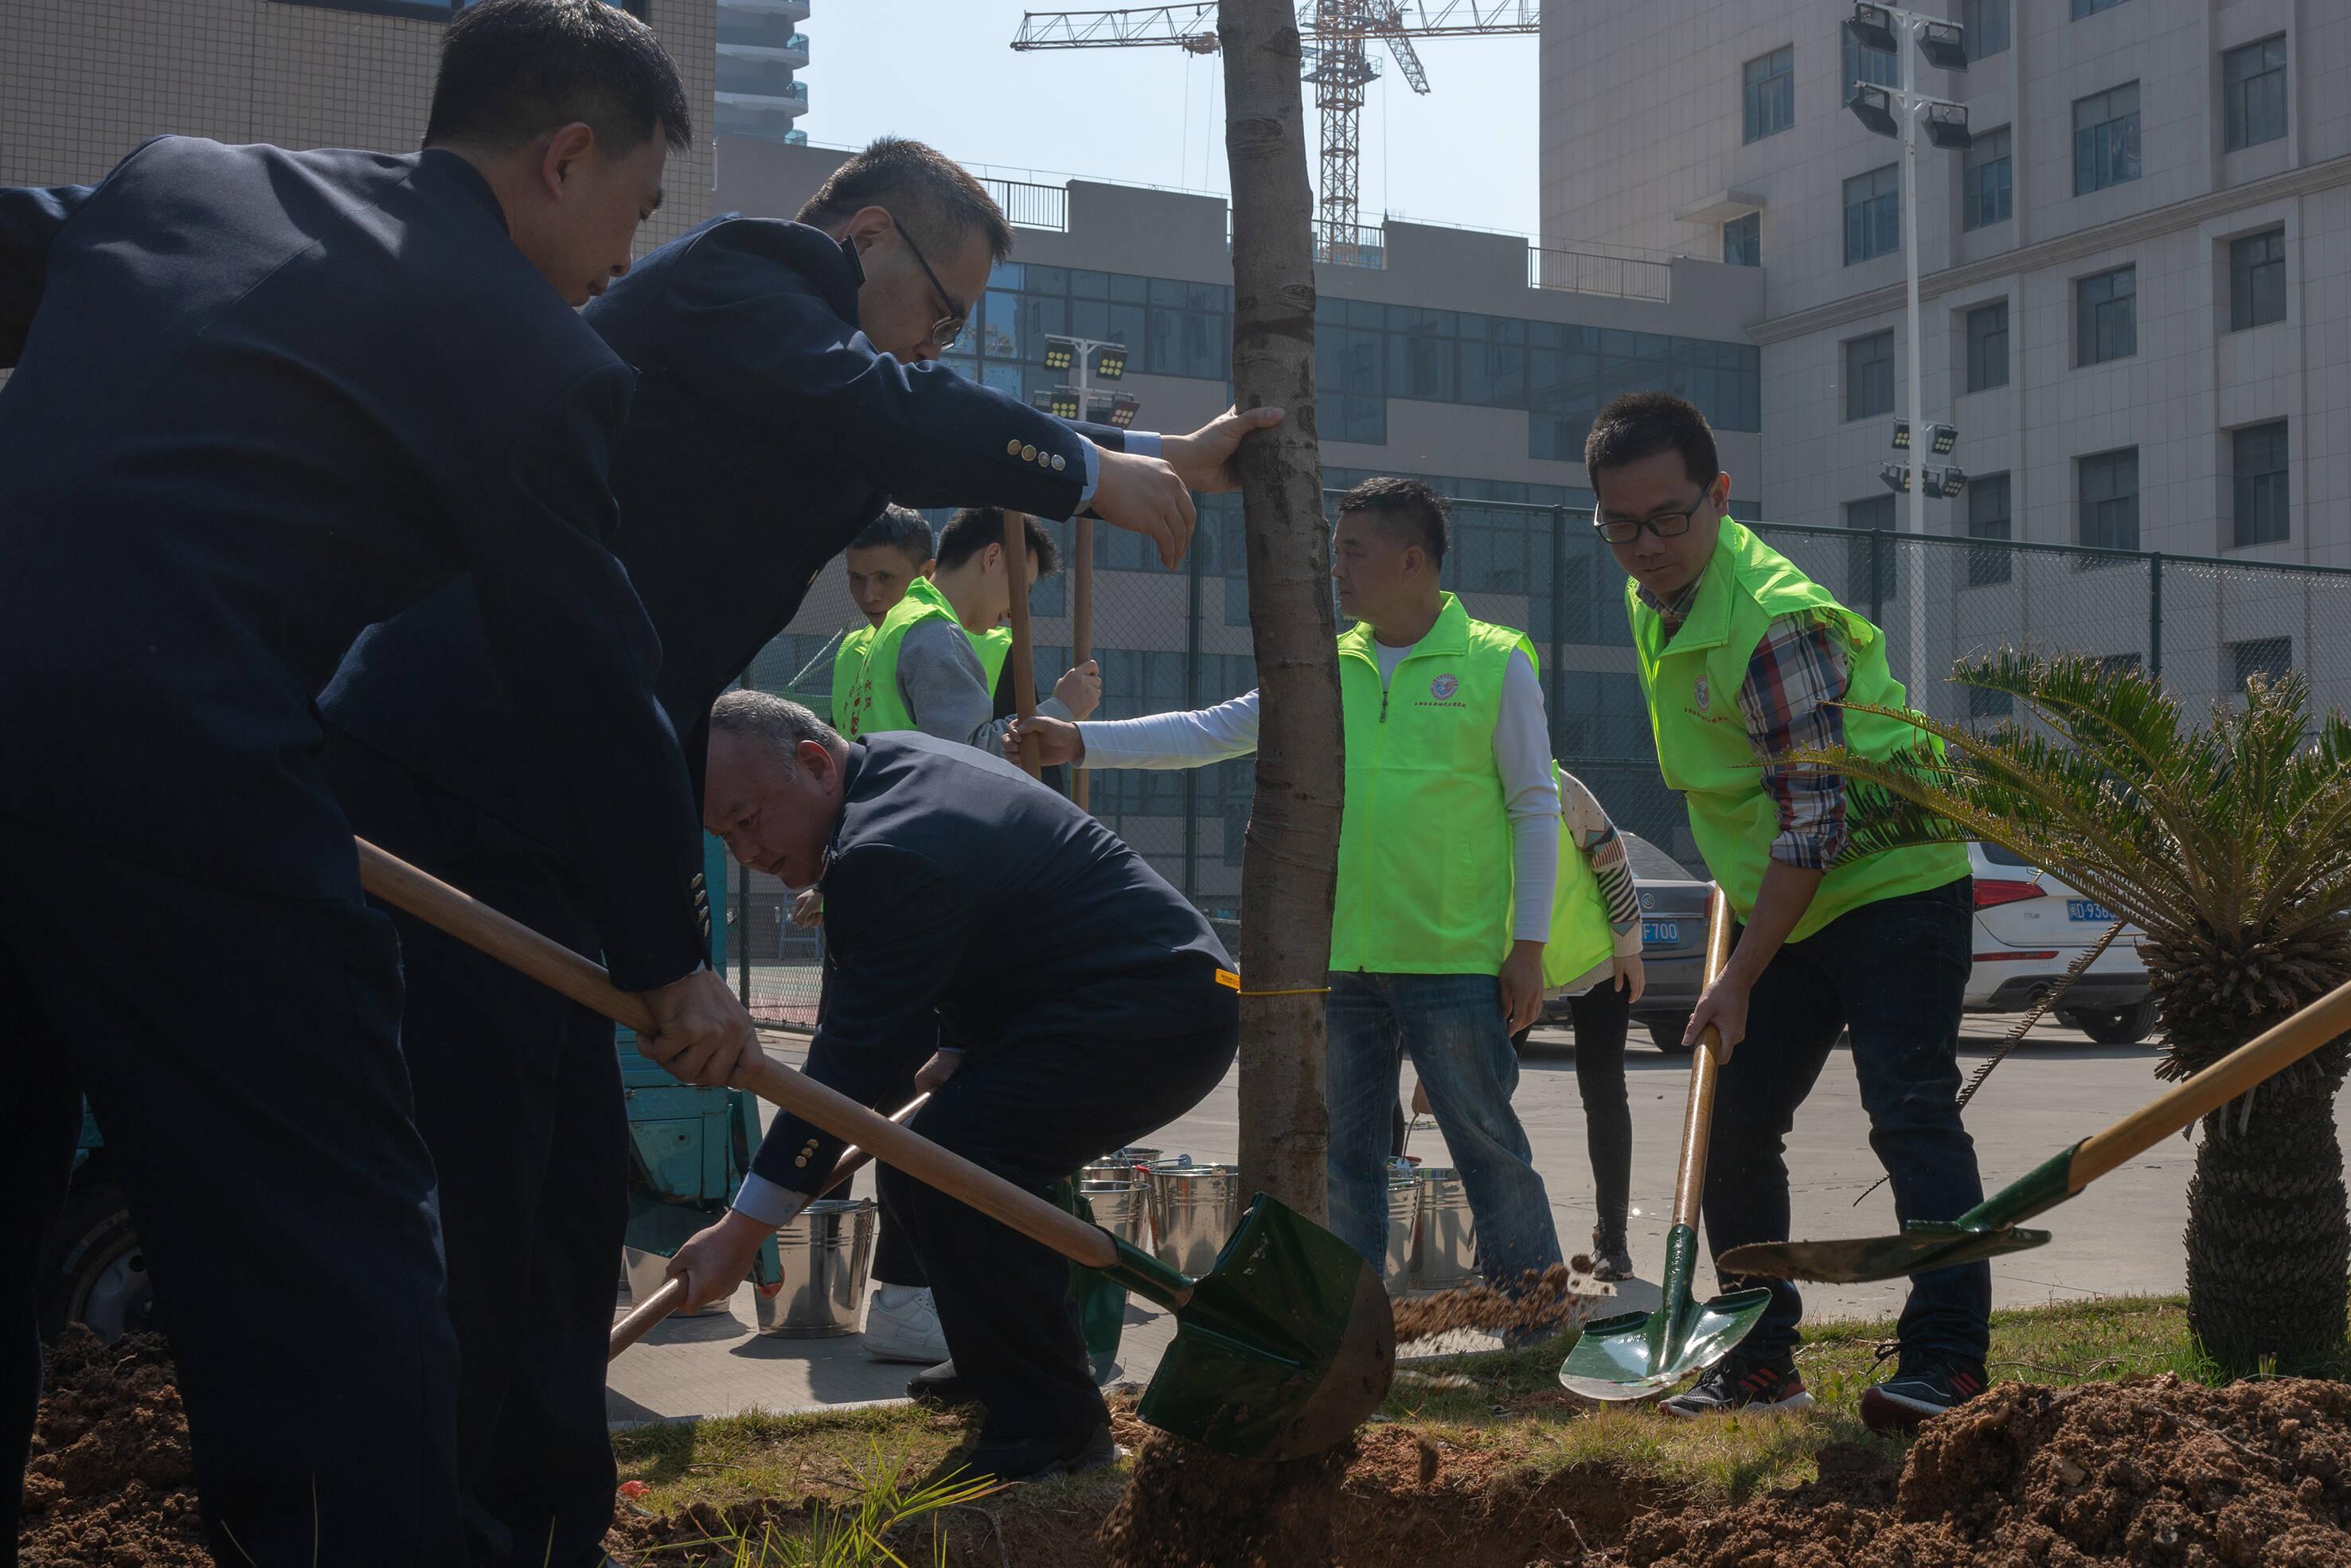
[
  {"xmin": 1327, "ymin": 972, "xmax": 1563, "ymax": 1285},
  {"xmin": 1706, "ymin": 876, "xmax": 1991, "ymax": 1367}
]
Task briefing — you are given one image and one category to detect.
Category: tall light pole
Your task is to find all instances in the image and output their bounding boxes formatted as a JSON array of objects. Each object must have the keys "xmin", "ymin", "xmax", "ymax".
[
  {"xmin": 1036, "ymin": 336, "xmax": 1139, "ymax": 812},
  {"xmin": 1847, "ymin": 3, "xmax": 1970, "ymax": 695}
]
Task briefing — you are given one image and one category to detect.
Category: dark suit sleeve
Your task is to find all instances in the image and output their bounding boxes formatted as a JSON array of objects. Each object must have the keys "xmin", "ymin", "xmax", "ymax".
[
  {"xmin": 744, "ymin": 844, "xmax": 974, "ymax": 1201},
  {"xmin": 665, "ymin": 228, "xmax": 1095, "ymax": 519},
  {"xmin": 0, "ymin": 184, "xmax": 92, "ymax": 367},
  {"xmin": 458, "ymin": 362, "xmax": 710, "ymax": 991}
]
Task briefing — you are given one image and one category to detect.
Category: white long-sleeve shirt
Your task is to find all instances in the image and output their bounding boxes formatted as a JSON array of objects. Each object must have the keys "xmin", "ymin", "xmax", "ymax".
[{"xmin": 1077, "ymin": 643, "xmax": 1560, "ymax": 943}]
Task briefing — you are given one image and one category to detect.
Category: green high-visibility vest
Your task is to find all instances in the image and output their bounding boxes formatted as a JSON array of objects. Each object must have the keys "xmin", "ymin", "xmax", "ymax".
[
  {"xmin": 1628, "ymin": 520, "xmax": 1967, "ymax": 942},
  {"xmin": 971, "ymin": 626, "xmax": 1013, "ymax": 693},
  {"xmin": 1543, "ymin": 763, "xmax": 1616, "ymax": 989},
  {"xmin": 830, "ymin": 624, "xmax": 875, "ymax": 732},
  {"xmin": 842, "ymin": 576, "xmax": 962, "ymax": 738},
  {"xmin": 1330, "ymin": 593, "xmax": 1609, "ymax": 978}
]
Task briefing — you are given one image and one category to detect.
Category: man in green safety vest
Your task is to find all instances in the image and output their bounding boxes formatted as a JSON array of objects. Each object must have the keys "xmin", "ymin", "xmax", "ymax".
[
  {"xmin": 830, "ymin": 505, "xmax": 939, "ymax": 733},
  {"xmin": 1586, "ymin": 392, "xmax": 1986, "ymax": 1433},
  {"xmin": 1014, "ymin": 478, "xmax": 1606, "ymax": 1295}
]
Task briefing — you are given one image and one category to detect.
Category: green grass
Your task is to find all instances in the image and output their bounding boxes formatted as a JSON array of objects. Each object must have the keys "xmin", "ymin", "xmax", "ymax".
[{"xmin": 611, "ymin": 1293, "xmax": 2224, "ymax": 1552}]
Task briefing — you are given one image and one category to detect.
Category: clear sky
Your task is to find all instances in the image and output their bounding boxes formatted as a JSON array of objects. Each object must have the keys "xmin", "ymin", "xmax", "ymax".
[{"xmin": 794, "ymin": 2, "xmax": 1543, "ymax": 237}]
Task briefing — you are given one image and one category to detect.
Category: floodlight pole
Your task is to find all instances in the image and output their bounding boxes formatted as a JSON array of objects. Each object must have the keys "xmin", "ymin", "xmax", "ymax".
[{"xmin": 1900, "ymin": 12, "xmax": 1926, "ymax": 697}]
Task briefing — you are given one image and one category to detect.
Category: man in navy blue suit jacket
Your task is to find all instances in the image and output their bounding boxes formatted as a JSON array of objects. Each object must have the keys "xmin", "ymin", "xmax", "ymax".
[
  {"xmin": 0, "ymin": 5, "xmax": 758, "ymax": 1562},
  {"xmin": 316, "ymin": 135, "xmax": 1275, "ymax": 1560}
]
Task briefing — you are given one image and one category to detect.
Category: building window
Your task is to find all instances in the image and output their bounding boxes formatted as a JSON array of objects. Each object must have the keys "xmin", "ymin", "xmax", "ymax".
[
  {"xmin": 2071, "ymin": 0, "xmax": 2129, "ymax": 17},
  {"xmin": 2076, "ymin": 266, "xmax": 2137, "ymax": 365},
  {"xmin": 2222, "ymin": 35, "xmax": 2288, "ymax": 152},
  {"xmin": 1723, "ymin": 213, "xmax": 1760, "ymax": 267},
  {"xmin": 1962, "ymin": 127, "xmax": 2013, "ymax": 230},
  {"xmin": 2079, "ymin": 447, "xmax": 2140, "ymax": 552},
  {"xmin": 1743, "ymin": 47, "xmax": 1794, "ymax": 142},
  {"xmin": 274, "ymin": 0, "xmax": 474, "ymax": 16},
  {"xmin": 1965, "ymin": 301, "xmax": 2009, "ymax": 393},
  {"xmin": 1844, "ymin": 165, "xmax": 1901, "ymax": 265},
  {"xmin": 1842, "ymin": 21, "xmax": 1900, "ymax": 96},
  {"xmin": 2232, "ymin": 420, "xmax": 2290, "ymax": 548},
  {"xmin": 2230, "ymin": 228, "xmax": 2287, "ymax": 330},
  {"xmin": 2228, "ymin": 636, "xmax": 2291, "ymax": 696},
  {"xmin": 1845, "ymin": 497, "xmax": 1898, "ymax": 607},
  {"xmin": 1967, "ymin": 473, "xmax": 2013, "ymax": 586},
  {"xmin": 1963, "ymin": 0, "xmax": 2009, "ymax": 57},
  {"xmin": 2073, "ymin": 83, "xmax": 2143, "ymax": 195},
  {"xmin": 1845, "ymin": 330, "xmax": 1895, "ymax": 421}
]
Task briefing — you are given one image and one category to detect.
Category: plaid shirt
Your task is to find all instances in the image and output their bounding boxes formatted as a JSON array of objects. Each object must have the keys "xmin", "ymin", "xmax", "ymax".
[{"xmin": 1641, "ymin": 578, "xmax": 1850, "ymax": 871}]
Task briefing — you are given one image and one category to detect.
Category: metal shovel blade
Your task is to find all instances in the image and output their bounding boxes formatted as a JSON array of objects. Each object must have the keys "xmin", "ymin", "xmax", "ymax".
[
  {"xmin": 1135, "ymin": 1193, "xmax": 1396, "ymax": 1461},
  {"xmin": 1719, "ymin": 1220, "xmax": 2052, "ymax": 1285},
  {"xmin": 1558, "ymin": 1222, "xmax": 1771, "ymax": 1402}
]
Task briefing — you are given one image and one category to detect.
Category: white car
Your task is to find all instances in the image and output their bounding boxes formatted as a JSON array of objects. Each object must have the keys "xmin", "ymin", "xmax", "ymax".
[{"xmin": 1965, "ymin": 841, "xmax": 2158, "ymax": 1045}]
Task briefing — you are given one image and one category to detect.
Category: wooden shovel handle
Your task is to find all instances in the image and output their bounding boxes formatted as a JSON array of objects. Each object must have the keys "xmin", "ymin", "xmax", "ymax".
[
  {"xmin": 1071, "ymin": 513, "xmax": 1092, "ymax": 810},
  {"xmin": 1669, "ymin": 887, "xmax": 1736, "ymax": 1229},
  {"xmin": 606, "ymin": 1092, "xmax": 931, "ymax": 1359},
  {"xmin": 2070, "ymin": 975, "xmax": 2351, "ymax": 1190},
  {"xmin": 352, "ymin": 841, "xmax": 1117, "ymax": 1270},
  {"xmin": 1002, "ymin": 509, "xmax": 1043, "ymax": 778}
]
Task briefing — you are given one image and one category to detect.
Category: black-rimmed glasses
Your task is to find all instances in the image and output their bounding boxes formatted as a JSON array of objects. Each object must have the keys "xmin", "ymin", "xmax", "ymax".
[
  {"xmin": 1593, "ymin": 488, "xmax": 1717, "ymax": 544},
  {"xmin": 888, "ymin": 213, "xmax": 967, "ymax": 352}
]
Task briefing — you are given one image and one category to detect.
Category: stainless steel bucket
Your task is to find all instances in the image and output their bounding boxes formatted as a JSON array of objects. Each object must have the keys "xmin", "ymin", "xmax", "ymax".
[
  {"xmin": 1382, "ymin": 1167, "xmax": 1422, "ymax": 1295},
  {"xmin": 1080, "ymin": 1177, "xmax": 1150, "ymax": 1250},
  {"xmin": 755, "ymin": 1198, "xmax": 877, "ymax": 1337},
  {"xmin": 622, "ymin": 1247, "xmax": 732, "ymax": 1317},
  {"xmin": 1408, "ymin": 1167, "xmax": 1478, "ymax": 1291},
  {"xmin": 1148, "ymin": 1162, "xmax": 1240, "ymax": 1277}
]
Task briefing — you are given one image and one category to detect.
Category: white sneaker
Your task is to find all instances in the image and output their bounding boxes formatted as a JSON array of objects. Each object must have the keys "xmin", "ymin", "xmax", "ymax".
[{"xmin": 862, "ymin": 1285, "xmax": 951, "ymax": 1363}]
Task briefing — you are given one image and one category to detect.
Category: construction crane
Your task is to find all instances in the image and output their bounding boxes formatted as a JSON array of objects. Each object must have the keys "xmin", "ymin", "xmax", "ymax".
[{"xmin": 1011, "ymin": 2, "xmax": 1539, "ymax": 263}]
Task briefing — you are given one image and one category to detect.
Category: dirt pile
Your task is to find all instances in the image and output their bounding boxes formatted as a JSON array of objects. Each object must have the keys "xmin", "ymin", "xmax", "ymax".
[
  {"xmin": 1614, "ymin": 1375, "xmax": 2351, "ymax": 1567},
  {"xmin": 17, "ymin": 1327, "xmax": 210, "ymax": 1568},
  {"xmin": 1390, "ymin": 1262, "xmax": 1599, "ymax": 1344},
  {"xmin": 1099, "ymin": 1427, "xmax": 1357, "ymax": 1567}
]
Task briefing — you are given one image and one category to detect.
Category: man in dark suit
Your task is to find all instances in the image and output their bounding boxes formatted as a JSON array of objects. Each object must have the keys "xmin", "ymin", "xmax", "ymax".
[
  {"xmin": 316, "ymin": 137, "xmax": 1271, "ymax": 1558},
  {"xmin": 674, "ymin": 695, "xmax": 1240, "ymax": 1480},
  {"xmin": 0, "ymin": 4, "xmax": 756, "ymax": 1562}
]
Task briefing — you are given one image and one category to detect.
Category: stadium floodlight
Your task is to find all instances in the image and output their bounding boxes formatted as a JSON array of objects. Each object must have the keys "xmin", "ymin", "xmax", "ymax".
[
  {"xmin": 1880, "ymin": 462, "xmax": 1910, "ymax": 495},
  {"xmin": 1847, "ymin": 2, "xmax": 1898, "ymax": 54},
  {"xmin": 1892, "ymin": 419, "xmax": 1912, "ymax": 451},
  {"xmin": 1044, "ymin": 386, "xmax": 1084, "ymax": 421},
  {"xmin": 1935, "ymin": 466, "xmax": 1968, "ymax": 498},
  {"xmin": 1091, "ymin": 344, "xmax": 1128, "ymax": 381},
  {"xmin": 1847, "ymin": 84, "xmax": 1901, "ymax": 139},
  {"xmin": 1042, "ymin": 336, "xmax": 1078, "ymax": 372},
  {"xmin": 1930, "ymin": 422, "xmax": 1959, "ymax": 455},
  {"xmin": 1919, "ymin": 20, "xmax": 1969, "ymax": 72},
  {"xmin": 1104, "ymin": 392, "xmax": 1141, "ymax": 429},
  {"xmin": 1923, "ymin": 102, "xmax": 1973, "ymax": 150}
]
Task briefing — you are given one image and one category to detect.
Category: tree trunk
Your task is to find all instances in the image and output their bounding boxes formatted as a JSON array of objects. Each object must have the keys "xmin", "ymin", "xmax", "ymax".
[
  {"xmin": 2184, "ymin": 1063, "xmax": 2351, "ymax": 1373},
  {"xmin": 1220, "ymin": 0, "xmax": 1341, "ymax": 1221}
]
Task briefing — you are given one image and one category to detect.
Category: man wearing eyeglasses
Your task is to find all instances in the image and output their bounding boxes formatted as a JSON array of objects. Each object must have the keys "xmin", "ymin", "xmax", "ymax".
[
  {"xmin": 1584, "ymin": 392, "xmax": 1983, "ymax": 1435},
  {"xmin": 313, "ymin": 135, "xmax": 1275, "ymax": 1558}
]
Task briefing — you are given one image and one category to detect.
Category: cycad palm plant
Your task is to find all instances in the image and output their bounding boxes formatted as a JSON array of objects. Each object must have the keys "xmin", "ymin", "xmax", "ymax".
[{"xmin": 1788, "ymin": 648, "xmax": 2351, "ymax": 1374}]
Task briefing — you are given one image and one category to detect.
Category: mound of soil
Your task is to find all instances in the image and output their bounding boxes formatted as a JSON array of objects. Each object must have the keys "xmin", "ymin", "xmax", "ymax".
[
  {"xmin": 1614, "ymin": 1375, "xmax": 2351, "ymax": 1567},
  {"xmin": 1391, "ymin": 1262, "xmax": 1600, "ymax": 1344},
  {"xmin": 18, "ymin": 1327, "xmax": 209, "ymax": 1567}
]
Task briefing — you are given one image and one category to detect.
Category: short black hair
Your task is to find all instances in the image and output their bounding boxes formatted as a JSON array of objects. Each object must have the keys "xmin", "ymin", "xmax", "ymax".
[
  {"xmin": 1336, "ymin": 476, "xmax": 1449, "ymax": 567},
  {"xmin": 796, "ymin": 137, "xmax": 1015, "ymax": 263},
  {"xmin": 937, "ymin": 507, "xmax": 1059, "ymax": 575},
  {"xmin": 847, "ymin": 505, "xmax": 935, "ymax": 568},
  {"xmin": 1584, "ymin": 392, "xmax": 1720, "ymax": 497},
  {"xmin": 425, "ymin": 0, "xmax": 691, "ymax": 157}
]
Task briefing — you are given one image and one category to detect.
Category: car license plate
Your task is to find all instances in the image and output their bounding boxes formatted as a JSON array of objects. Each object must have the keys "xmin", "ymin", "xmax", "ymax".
[
  {"xmin": 1642, "ymin": 919, "xmax": 1679, "ymax": 946},
  {"xmin": 2068, "ymin": 899, "xmax": 2119, "ymax": 922}
]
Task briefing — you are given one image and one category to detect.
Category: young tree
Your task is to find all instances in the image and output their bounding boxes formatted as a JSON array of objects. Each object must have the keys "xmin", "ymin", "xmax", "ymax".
[
  {"xmin": 1804, "ymin": 651, "xmax": 2351, "ymax": 1372},
  {"xmin": 1220, "ymin": 0, "xmax": 1343, "ymax": 1221}
]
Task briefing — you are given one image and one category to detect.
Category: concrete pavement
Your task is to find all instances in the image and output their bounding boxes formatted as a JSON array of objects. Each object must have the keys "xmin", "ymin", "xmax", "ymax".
[{"xmin": 607, "ymin": 1016, "xmax": 2351, "ymax": 1425}]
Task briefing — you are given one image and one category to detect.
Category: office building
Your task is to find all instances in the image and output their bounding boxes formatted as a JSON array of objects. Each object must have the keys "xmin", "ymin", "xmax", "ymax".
[{"xmin": 715, "ymin": 0, "xmax": 807, "ymax": 145}]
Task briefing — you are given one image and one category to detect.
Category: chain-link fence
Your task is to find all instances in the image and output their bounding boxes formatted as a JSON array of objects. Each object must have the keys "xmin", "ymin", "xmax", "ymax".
[{"xmin": 726, "ymin": 496, "xmax": 2351, "ymax": 1028}]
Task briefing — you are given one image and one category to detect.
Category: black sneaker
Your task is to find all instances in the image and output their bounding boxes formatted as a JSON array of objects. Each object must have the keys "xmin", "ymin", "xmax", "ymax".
[
  {"xmin": 1861, "ymin": 1358, "xmax": 1987, "ymax": 1433},
  {"xmin": 1590, "ymin": 1224, "xmax": 1634, "ymax": 1283},
  {"xmin": 922, "ymin": 1422, "xmax": 1120, "ymax": 1488},
  {"xmin": 1658, "ymin": 1353, "xmax": 1814, "ymax": 1418}
]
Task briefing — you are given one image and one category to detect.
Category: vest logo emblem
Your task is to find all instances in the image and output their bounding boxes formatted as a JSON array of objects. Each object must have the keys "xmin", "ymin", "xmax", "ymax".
[
  {"xmin": 1429, "ymin": 674, "xmax": 1459, "ymax": 700},
  {"xmin": 1693, "ymin": 675, "xmax": 1710, "ymax": 711}
]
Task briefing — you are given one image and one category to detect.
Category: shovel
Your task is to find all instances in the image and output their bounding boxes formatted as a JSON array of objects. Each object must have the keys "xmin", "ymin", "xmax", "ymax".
[
  {"xmin": 356, "ymin": 839, "xmax": 1392, "ymax": 1460},
  {"xmin": 607, "ymin": 1093, "xmax": 929, "ymax": 1359},
  {"xmin": 1558, "ymin": 886, "xmax": 1771, "ymax": 1401},
  {"xmin": 1721, "ymin": 973, "xmax": 2351, "ymax": 1285}
]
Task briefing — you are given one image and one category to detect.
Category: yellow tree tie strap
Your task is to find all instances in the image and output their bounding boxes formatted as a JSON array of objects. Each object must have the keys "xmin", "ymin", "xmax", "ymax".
[{"xmin": 1213, "ymin": 970, "xmax": 1332, "ymax": 997}]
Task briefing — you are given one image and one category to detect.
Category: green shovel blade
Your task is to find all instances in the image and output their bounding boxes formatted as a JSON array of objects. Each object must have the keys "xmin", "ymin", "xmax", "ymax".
[
  {"xmin": 1558, "ymin": 1223, "xmax": 1771, "ymax": 1402},
  {"xmin": 1718, "ymin": 1220, "xmax": 2052, "ymax": 1284},
  {"xmin": 1134, "ymin": 1193, "xmax": 1396, "ymax": 1461}
]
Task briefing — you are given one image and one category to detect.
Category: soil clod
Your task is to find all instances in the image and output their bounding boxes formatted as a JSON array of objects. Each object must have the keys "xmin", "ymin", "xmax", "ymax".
[
  {"xmin": 1390, "ymin": 1263, "xmax": 1598, "ymax": 1344},
  {"xmin": 18, "ymin": 1327, "xmax": 209, "ymax": 1568}
]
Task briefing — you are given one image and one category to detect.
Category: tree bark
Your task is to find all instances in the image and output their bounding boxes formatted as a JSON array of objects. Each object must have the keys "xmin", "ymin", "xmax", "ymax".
[
  {"xmin": 2184, "ymin": 1063, "xmax": 2351, "ymax": 1373},
  {"xmin": 1220, "ymin": 0, "xmax": 1342, "ymax": 1222}
]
